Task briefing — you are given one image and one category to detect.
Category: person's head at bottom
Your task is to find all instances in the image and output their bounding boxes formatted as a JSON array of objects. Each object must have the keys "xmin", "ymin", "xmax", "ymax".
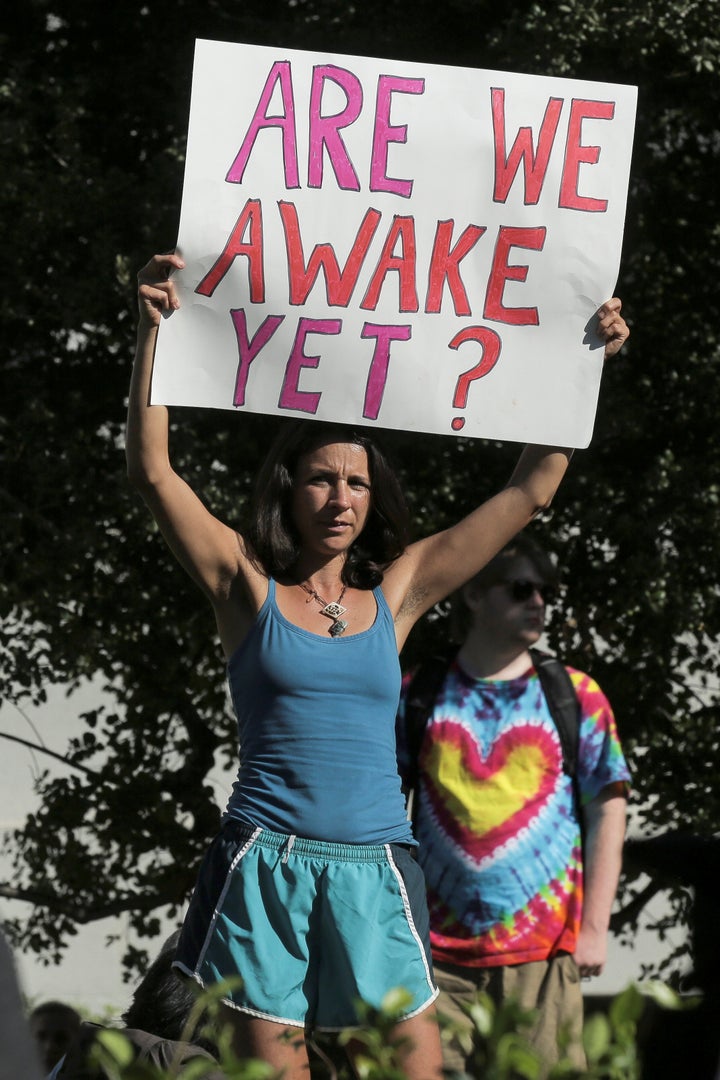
[{"xmin": 29, "ymin": 1001, "xmax": 82, "ymax": 1072}]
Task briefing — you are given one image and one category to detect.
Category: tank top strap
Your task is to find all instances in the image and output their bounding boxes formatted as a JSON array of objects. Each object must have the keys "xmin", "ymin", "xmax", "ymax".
[{"xmin": 373, "ymin": 583, "xmax": 392, "ymax": 625}]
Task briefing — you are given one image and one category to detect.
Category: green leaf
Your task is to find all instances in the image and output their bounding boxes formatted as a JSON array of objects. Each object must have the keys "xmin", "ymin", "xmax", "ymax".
[
  {"xmin": 609, "ymin": 983, "xmax": 646, "ymax": 1025},
  {"xmin": 380, "ymin": 985, "xmax": 414, "ymax": 1016},
  {"xmin": 641, "ymin": 980, "xmax": 696, "ymax": 1010},
  {"xmin": 94, "ymin": 1028, "xmax": 136, "ymax": 1067},
  {"xmin": 583, "ymin": 1013, "xmax": 611, "ymax": 1063}
]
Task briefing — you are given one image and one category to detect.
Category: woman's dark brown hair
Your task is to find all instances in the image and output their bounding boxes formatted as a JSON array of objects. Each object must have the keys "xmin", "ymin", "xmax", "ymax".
[{"xmin": 244, "ymin": 420, "xmax": 411, "ymax": 588}]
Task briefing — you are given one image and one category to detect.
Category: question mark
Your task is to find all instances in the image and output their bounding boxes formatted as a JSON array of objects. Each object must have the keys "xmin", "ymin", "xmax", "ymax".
[{"xmin": 448, "ymin": 326, "xmax": 502, "ymax": 430}]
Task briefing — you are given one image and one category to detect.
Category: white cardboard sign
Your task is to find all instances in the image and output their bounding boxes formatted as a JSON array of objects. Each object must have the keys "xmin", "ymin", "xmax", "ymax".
[{"xmin": 152, "ymin": 39, "xmax": 637, "ymax": 447}]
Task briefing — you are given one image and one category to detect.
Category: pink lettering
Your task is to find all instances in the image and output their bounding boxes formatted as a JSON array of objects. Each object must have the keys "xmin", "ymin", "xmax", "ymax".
[
  {"xmin": 308, "ymin": 65, "xmax": 363, "ymax": 191},
  {"xmin": 361, "ymin": 323, "xmax": 412, "ymax": 420},
  {"xmin": 226, "ymin": 61, "xmax": 300, "ymax": 189},
  {"xmin": 370, "ymin": 76, "xmax": 424, "ymax": 197},
  {"xmin": 278, "ymin": 318, "xmax": 342, "ymax": 412},
  {"xmin": 231, "ymin": 310, "xmax": 285, "ymax": 405}
]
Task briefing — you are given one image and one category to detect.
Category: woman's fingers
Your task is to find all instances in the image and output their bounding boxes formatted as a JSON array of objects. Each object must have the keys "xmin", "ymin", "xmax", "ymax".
[
  {"xmin": 597, "ymin": 297, "xmax": 629, "ymax": 360},
  {"xmin": 137, "ymin": 252, "xmax": 185, "ymax": 326}
]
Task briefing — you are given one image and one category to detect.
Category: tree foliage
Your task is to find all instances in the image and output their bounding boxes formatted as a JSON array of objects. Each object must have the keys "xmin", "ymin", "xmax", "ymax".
[{"xmin": 2, "ymin": 0, "xmax": 719, "ymax": 976}]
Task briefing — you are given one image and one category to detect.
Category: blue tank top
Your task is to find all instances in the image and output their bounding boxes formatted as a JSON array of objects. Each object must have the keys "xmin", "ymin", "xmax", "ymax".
[{"xmin": 224, "ymin": 579, "xmax": 414, "ymax": 845}]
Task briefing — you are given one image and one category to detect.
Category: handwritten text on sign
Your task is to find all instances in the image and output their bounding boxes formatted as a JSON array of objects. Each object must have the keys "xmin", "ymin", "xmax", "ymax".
[{"xmin": 152, "ymin": 40, "xmax": 637, "ymax": 446}]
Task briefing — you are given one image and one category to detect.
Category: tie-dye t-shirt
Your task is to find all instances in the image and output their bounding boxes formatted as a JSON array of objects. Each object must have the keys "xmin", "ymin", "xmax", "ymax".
[{"xmin": 399, "ymin": 659, "xmax": 630, "ymax": 968}]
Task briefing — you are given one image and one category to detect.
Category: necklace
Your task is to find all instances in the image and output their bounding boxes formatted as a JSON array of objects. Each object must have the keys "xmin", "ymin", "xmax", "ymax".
[{"xmin": 298, "ymin": 581, "xmax": 349, "ymax": 637}]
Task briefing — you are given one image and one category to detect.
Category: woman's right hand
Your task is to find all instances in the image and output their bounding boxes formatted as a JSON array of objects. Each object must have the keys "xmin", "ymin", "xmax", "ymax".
[{"xmin": 137, "ymin": 252, "xmax": 185, "ymax": 328}]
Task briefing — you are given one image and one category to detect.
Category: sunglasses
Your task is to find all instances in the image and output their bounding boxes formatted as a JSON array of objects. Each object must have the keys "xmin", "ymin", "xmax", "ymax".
[{"xmin": 500, "ymin": 579, "xmax": 557, "ymax": 605}]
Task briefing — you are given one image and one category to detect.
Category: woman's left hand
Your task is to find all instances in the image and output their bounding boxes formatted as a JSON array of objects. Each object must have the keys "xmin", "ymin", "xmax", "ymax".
[{"xmin": 597, "ymin": 298, "xmax": 629, "ymax": 360}]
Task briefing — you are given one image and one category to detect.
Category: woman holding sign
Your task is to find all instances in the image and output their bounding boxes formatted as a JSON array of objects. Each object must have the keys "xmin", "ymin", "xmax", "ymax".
[{"xmin": 126, "ymin": 252, "xmax": 628, "ymax": 1079}]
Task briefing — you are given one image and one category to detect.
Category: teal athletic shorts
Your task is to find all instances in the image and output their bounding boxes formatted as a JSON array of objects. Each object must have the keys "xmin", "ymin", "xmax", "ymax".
[{"xmin": 173, "ymin": 822, "xmax": 438, "ymax": 1030}]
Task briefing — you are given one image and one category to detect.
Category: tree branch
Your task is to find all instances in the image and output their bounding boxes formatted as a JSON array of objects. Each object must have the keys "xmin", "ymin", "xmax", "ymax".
[
  {"xmin": 610, "ymin": 880, "xmax": 664, "ymax": 933},
  {"xmin": 0, "ymin": 731, "xmax": 99, "ymax": 778},
  {"xmin": 0, "ymin": 881, "xmax": 177, "ymax": 923}
]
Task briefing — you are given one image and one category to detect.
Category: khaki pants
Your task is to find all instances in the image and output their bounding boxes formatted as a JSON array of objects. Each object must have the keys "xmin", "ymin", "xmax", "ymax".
[{"xmin": 434, "ymin": 954, "xmax": 586, "ymax": 1076}]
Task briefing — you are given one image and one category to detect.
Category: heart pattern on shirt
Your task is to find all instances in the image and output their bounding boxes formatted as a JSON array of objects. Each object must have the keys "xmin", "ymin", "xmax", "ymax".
[{"xmin": 421, "ymin": 718, "xmax": 562, "ymax": 861}]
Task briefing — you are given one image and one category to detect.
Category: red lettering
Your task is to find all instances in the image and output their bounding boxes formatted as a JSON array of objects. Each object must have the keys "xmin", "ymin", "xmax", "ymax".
[
  {"xmin": 196, "ymin": 200, "xmax": 265, "ymax": 302},
  {"xmin": 484, "ymin": 226, "xmax": 545, "ymax": 325},
  {"xmin": 361, "ymin": 216, "xmax": 418, "ymax": 312},
  {"xmin": 425, "ymin": 221, "xmax": 486, "ymax": 315},
  {"xmin": 560, "ymin": 98, "xmax": 614, "ymax": 212},
  {"xmin": 449, "ymin": 326, "xmax": 503, "ymax": 430},
  {"xmin": 492, "ymin": 89, "xmax": 563, "ymax": 205},
  {"xmin": 279, "ymin": 201, "xmax": 382, "ymax": 307}
]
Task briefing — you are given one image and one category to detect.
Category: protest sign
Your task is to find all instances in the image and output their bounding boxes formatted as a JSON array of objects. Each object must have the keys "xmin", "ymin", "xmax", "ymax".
[{"xmin": 151, "ymin": 38, "xmax": 636, "ymax": 446}]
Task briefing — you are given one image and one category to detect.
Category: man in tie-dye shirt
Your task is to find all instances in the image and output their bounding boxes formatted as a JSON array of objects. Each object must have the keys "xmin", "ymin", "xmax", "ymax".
[{"xmin": 398, "ymin": 535, "xmax": 630, "ymax": 1074}]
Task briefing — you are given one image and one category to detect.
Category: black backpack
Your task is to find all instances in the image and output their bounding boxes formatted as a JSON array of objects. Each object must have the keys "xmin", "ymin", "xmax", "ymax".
[{"xmin": 401, "ymin": 646, "xmax": 582, "ymax": 825}]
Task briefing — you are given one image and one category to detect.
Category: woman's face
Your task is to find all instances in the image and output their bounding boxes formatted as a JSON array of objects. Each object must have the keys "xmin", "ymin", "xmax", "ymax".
[{"xmin": 291, "ymin": 440, "xmax": 372, "ymax": 558}]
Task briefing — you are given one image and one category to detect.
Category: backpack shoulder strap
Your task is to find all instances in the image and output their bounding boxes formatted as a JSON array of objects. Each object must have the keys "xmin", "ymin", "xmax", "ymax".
[
  {"xmin": 529, "ymin": 647, "xmax": 581, "ymax": 777},
  {"xmin": 402, "ymin": 647, "xmax": 457, "ymax": 792},
  {"xmin": 529, "ymin": 647, "xmax": 584, "ymax": 842}
]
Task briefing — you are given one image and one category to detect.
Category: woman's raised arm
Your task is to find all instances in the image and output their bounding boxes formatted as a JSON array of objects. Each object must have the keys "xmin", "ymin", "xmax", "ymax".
[{"xmin": 125, "ymin": 253, "xmax": 247, "ymax": 603}]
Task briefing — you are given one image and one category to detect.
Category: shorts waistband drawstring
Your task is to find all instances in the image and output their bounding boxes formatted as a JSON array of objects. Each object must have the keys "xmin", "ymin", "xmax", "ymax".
[{"xmin": 221, "ymin": 820, "xmax": 416, "ymax": 862}]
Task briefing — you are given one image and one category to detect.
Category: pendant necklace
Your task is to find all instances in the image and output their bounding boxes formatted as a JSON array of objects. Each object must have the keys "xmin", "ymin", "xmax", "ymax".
[{"xmin": 298, "ymin": 581, "xmax": 349, "ymax": 637}]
